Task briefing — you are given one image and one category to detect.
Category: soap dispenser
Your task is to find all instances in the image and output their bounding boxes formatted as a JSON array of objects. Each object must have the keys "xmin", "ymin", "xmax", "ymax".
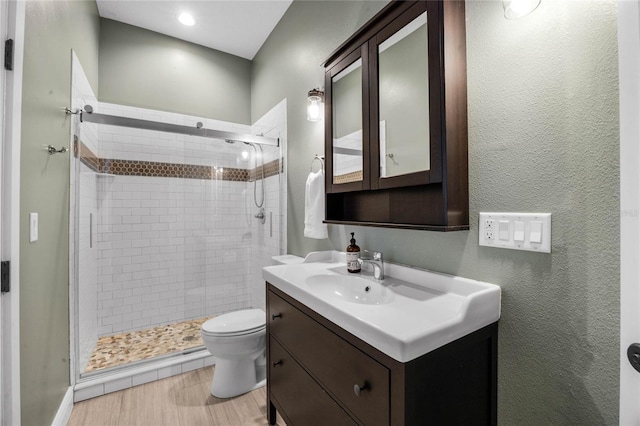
[{"xmin": 346, "ymin": 232, "xmax": 361, "ymax": 273}]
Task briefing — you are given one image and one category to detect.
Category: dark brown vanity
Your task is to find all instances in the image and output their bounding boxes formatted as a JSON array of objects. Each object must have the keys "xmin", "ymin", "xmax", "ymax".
[
  {"xmin": 323, "ymin": 0, "xmax": 469, "ymax": 230},
  {"xmin": 266, "ymin": 284, "xmax": 498, "ymax": 425}
]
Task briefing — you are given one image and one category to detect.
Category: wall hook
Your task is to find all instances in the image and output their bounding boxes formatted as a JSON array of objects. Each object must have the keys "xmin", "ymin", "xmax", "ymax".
[
  {"xmin": 311, "ymin": 154, "xmax": 325, "ymax": 172},
  {"xmin": 65, "ymin": 107, "xmax": 80, "ymax": 115},
  {"xmin": 47, "ymin": 145, "xmax": 68, "ymax": 155}
]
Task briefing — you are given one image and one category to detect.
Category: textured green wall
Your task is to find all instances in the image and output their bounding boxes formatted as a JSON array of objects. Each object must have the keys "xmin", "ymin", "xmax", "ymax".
[
  {"xmin": 99, "ymin": 19, "xmax": 252, "ymax": 124},
  {"xmin": 252, "ymin": 0, "xmax": 620, "ymax": 424},
  {"xmin": 20, "ymin": 1, "xmax": 100, "ymax": 425}
]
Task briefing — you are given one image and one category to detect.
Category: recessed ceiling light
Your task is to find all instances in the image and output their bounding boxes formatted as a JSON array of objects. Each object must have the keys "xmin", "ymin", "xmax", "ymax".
[{"xmin": 178, "ymin": 13, "xmax": 195, "ymax": 26}]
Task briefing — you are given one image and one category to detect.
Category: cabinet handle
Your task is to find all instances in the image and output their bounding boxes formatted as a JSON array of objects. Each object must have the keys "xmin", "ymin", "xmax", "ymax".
[
  {"xmin": 271, "ymin": 313, "xmax": 282, "ymax": 320},
  {"xmin": 353, "ymin": 382, "xmax": 370, "ymax": 397},
  {"xmin": 273, "ymin": 360, "xmax": 283, "ymax": 367}
]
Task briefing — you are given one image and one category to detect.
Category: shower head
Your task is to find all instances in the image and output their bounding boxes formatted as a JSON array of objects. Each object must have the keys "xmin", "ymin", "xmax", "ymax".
[{"xmin": 83, "ymin": 105, "xmax": 94, "ymax": 114}]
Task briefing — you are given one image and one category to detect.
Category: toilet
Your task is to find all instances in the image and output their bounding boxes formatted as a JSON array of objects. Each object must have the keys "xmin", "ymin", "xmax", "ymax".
[{"xmin": 201, "ymin": 308, "xmax": 266, "ymax": 398}]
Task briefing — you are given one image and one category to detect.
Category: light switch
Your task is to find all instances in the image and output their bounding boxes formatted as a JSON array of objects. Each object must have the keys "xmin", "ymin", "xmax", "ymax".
[
  {"xmin": 29, "ymin": 212, "xmax": 38, "ymax": 242},
  {"xmin": 498, "ymin": 220, "xmax": 510, "ymax": 241},
  {"xmin": 514, "ymin": 221, "xmax": 525, "ymax": 242},
  {"xmin": 530, "ymin": 221, "xmax": 543, "ymax": 243}
]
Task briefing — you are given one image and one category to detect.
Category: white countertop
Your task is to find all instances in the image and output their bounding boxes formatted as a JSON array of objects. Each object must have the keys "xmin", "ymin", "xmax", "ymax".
[{"xmin": 263, "ymin": 251, "xmax": 501, "ymax": 362}]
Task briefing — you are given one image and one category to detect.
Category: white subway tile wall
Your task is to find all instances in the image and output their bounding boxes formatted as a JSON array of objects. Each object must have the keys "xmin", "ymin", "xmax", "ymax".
[
  {"xmin": 89, "ymin": 103, "xmax": 284, "ymax": 337},
  {"xmin": 95, "ymin": 174, "xmax": 255, "ymax": 335}
]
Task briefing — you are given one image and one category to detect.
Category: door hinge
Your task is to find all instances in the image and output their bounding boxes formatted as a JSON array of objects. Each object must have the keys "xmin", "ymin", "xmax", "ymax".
[
  {"xmin": 4, "ymin": 39, "xmax": 14, "ymax": 71},
  {"xmin": 1, "ymin": 261, "xmax": 9, "ymax": 293}
]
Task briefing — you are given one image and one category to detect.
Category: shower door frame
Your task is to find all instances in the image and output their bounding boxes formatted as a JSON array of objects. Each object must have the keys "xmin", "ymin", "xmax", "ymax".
[
  {"xmin": 72, "ymin": 106, "xmax": 284, "ymax": 386},
  {"xmin": 0, "ymin": 1, "xmax": 25, "ymax": 424}
]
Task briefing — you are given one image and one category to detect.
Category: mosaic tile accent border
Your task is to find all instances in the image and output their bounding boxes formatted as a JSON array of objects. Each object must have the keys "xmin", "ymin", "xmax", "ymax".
[
  {"xmin": 249, "ymin": 158, "xmax": 282, "ymax": 182},
  {"xmin": 75, "ymin": 139, "xmax": 280, "ymax": 182},
  {"xmin": 333, "ymin": 170, "xmax": 363, "ymax": 184},
  {"xmin": 100, "ymin": 159, "xmax": 250, "ymax": 181}
]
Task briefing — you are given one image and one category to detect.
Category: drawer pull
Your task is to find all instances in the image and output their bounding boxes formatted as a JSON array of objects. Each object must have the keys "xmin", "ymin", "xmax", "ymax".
[
  {"xmin": 273, "ymin": 360, "xmax": 283, "ymax": 367},
  {"xmin": 353, "ymin": 382, "xmax": 370, "ymax": 397},
  {"xmin": 272, "ymin": 313, "xmax": 282, "ymax": 320}
]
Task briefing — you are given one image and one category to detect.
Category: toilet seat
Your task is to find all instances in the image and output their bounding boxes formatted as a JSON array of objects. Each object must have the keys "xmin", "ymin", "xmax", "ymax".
[{"xmin": 202, "ymin": 309, "xmax": 265, "ymax": 337}]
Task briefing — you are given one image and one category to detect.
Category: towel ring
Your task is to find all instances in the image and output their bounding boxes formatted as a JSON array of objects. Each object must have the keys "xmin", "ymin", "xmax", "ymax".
[{"xmin": 311, "ymin": 155, "xmax": 324, "ymax": 172}]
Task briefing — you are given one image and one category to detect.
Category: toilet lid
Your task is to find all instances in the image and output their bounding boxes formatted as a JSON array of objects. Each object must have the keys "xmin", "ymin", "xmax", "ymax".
[{"xmin": 202, "ymin": 309, "xmax": 265, "ymax": 336}]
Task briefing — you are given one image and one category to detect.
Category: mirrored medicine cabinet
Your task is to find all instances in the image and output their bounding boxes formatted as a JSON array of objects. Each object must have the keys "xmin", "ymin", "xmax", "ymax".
[{"xmin": 323, "ymin": 0, "xmax": 469, "ymax": 231}]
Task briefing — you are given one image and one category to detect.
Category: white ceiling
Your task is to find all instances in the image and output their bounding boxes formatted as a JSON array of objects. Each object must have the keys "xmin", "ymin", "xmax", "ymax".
[{"xmin": 96, "ymin": 0, "xmax": 293, "ymax": 60}]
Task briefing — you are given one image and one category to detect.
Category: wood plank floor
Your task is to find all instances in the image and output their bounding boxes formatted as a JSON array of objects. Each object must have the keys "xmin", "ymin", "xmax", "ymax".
[{"xmin": 68, "ymin": 366, "xmax": 285, "ymax": 426}]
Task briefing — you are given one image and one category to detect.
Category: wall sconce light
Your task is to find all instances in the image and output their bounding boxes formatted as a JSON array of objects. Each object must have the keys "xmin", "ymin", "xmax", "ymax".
[
  {"xmin": 503, "ymin": 0, "xmax": 541, "ymax": 19},
  {"xmin": 307, "ymin": 88, "xmax": 324, "ymax": 122}
]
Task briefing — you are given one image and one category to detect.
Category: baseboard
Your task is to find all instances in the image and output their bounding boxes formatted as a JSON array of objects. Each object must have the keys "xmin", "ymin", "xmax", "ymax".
[{"xmin": 51, "ymin": 386, "xmax": 74, "ymax": 426}]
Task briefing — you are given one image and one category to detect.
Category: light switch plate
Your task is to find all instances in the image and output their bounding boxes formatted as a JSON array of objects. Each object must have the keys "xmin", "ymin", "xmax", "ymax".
[
  {"xmin": 479, "ymin": 212, "xmax": 551, "ymax": 253},
  {"xmin": 29, "ymin": 212, "xmax": 38, "ymax": 243}
]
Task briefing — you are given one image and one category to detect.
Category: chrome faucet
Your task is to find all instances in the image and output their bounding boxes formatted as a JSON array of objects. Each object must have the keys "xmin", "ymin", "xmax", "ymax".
[{"xmin": 358, "ymin": 250, "xmax": 384, "ymax": 280}]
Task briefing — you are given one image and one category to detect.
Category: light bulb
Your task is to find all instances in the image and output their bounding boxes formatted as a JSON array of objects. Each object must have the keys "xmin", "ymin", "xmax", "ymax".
[
  {"xmin": 307, "ymin": 89, "xmax": 324, "ymax": 122},
  {"xmin": 503, "ymin": 0, "xmax": 541, "ymax": 19},
  {"xmin": 178, "ymin": 13, "xmax": 195, "ymax": 26},
  {"xmin": 308, "ymin": 99, "xmax": 321, "ymax": 121}
]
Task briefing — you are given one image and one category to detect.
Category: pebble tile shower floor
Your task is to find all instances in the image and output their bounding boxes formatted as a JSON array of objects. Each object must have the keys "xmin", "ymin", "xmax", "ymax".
[{"xmin": 85, "ymin": 318, "xmax": 209, "ymax": 372}]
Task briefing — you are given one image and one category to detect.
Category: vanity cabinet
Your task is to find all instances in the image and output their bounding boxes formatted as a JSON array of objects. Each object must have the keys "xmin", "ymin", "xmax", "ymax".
[
  {"xmin": 266, "ymin": 284, "xmax": 498, "ymax": 425},
  {"xmin": 323, "ymin": 0, "xmax": 468, "ymax": 231}
]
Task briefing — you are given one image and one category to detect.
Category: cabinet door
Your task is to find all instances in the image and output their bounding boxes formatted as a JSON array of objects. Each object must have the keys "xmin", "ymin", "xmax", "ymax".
[
  {"xmin": 370, "ymin": 1, "xmax": 443, "ymax": 190},
  {"xmin": 325, "ymin": 44, "xmax": 370, "ymax": 193},
  {"xmin": 269, "ymin": 290, "xmax": 390, "ymax": 425},
  {"xmin": 269, "ymin": 338, "xmax": 357, "ymax": 426}
]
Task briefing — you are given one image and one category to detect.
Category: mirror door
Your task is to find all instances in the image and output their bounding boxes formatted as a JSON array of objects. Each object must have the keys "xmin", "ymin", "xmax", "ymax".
[
  {"xmin": 325, "ymin": 45, "xmax": 370, "ymax": 193},
  {"xmin": 370, "ymin": 2, "xmax": 443, "ymax": 190}
]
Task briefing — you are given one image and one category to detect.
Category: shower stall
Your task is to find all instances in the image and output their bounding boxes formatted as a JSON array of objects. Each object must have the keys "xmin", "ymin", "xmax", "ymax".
[{"xmin": 70, "ymin": 54, "xmax": 286, "ymax": 392}]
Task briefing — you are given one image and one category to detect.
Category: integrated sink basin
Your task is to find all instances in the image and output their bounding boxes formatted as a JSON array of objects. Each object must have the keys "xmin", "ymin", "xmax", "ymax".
[
  {"xmin": 263, "ymin": 250, "xmax": 501, "ymax": 362},
  {"xmin": 305, "ymin": 274, "xmax": 395, "ymax": 305}
]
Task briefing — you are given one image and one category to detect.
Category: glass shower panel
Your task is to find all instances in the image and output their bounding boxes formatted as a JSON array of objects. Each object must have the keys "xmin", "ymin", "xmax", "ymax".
[
  {"xmin": 75, "ymin": 120, "xmax": 101, "ymax": 376},
  {"xmin": 75, "ymin": 118, "xmax": 274, "ymax": 378}
]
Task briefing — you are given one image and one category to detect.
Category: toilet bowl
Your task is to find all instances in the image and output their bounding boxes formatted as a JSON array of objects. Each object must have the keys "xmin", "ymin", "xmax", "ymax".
[{"xmin": 201, "ymin": 308, "xmax": 266, "ymax": 398}]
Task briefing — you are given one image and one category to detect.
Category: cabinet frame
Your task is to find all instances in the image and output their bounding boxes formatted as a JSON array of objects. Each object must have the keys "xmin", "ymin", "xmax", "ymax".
[{"xmin": 323, "ymin": 0, "xmax": 469, "ymax": 231}]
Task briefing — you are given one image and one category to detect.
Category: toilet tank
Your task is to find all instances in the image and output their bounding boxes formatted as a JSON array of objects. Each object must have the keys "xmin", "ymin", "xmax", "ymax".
[{"xmin": 271, "ymin": 254, "xmax": 304, "ymax": 265}]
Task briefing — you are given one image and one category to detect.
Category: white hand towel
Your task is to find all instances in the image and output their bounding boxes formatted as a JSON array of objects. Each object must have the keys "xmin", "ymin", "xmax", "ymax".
[{"xmin": 304, "ymin": 169, "xmax": 328, "ymax": 239}]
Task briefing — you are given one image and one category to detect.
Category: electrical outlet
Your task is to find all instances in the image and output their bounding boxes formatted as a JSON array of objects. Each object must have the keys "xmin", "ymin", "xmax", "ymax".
[{"xmin": 484, "ymin": 219, "xmax": 495, "ymax": 240}]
